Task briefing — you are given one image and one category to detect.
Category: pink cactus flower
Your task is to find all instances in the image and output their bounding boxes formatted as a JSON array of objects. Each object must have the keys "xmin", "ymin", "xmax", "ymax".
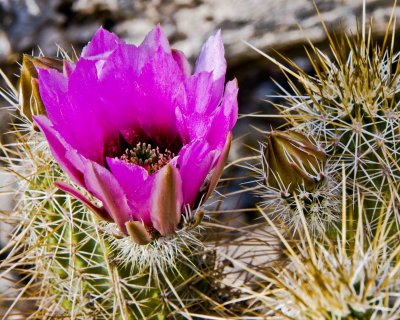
[{"xmin": 34, "ymin": 26, "xmax": 238, "ymax": 244}]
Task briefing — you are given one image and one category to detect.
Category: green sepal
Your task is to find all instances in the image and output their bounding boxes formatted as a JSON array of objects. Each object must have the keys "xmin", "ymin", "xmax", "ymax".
[
  {"xmin": 265, "ymin": 130, "xmax": 327, "ymax": 193},
  {"xmin": 18, "ymin": 55, "xmax": 64, "ymax": 123}
]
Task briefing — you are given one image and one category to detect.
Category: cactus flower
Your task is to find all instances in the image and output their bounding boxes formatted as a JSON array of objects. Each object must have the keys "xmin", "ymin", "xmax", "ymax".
[
  {"xmin": 33, "ymin": 26, "xmax": 238, "ymax": 244},
  {"xmin": 264, "ymin": 131, "xmax": 326, "ymax": 194}
]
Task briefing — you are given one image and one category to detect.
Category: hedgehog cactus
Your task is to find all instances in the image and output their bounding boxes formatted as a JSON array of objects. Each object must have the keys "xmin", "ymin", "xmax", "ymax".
[
  {"xmin": 265, "ymin": 29, "xmax": 400, "ymax": 216},
  {"xmin": 0, "ymin": 26, "xmax": 238, "ymax": 319},
  {"xmin": 2, "ymin": 3, "xmax": 400, "ymax": 319},
  {"xmin": 1, "ymin": 140, "xmax": 219, "ymax": 319}
]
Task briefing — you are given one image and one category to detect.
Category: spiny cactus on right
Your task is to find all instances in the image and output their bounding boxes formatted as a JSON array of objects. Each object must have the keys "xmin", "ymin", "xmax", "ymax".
[
  {"xmin": 258, "ymin": 18, "xmax": 400, "ymax": 222},
  {"xmin": 240, "ymin": 6, "xmax": 400, "ymax": 317}
]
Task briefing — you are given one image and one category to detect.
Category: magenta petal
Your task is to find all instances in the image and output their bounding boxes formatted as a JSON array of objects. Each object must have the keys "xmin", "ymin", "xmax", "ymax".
[
  {"xmin": 207, "ymin": 79, "xmax": 238, "ymax": 149},
  {"xmin": 184, "ymin": 72, "xmax": 213, "ymax": 114},
  {"xmin": 123, "ymin": 25, "xmax": 171, "ymax": 78},
  {"xmin": 81, "ymin": 27, "xmax": 123, "ymax": 59},
  {"xmin": 176, "ymin": 72, "xmax": 215, "ymax": 142},
  {"xmin": 177, "ymin": 140, "xmax": 215, "ymax": 205},
  {"xmin": 63, "ymin": 60, "xmax": 75, "ymax": 76},
  {"xmin": 172, "ymin": 49, "xmax": 192, "ymax": 78},
  {"xmin": 133, "ymin": 49, "xmax": 186, "ymax": 146},
  {"xmin": 94, "ymin": 45, "xmax": 145, "ymax": 149},
  {"xmin": 206, "ymin": 133, "xmax": 231, "ymax": 201},
  {"xmin": 194, "ymin": 30, "xmax": 226, "ymax": 107},
  {"xmin": 176, "ymin": 109, "xmax": 209, "ymax": 145},
  {"xmin": 139, "ymin": 25, "xmax": 170, "ymax": 55},
  {"xmin": 37, "ymin": 68, "xmax": 68, "ymax": 121},
  {"xmin": 83, "ymin": 160, "xmax": 131, "ymax": 233},
  {"xmin": 221, "ymin": 79, "xmax": 239, "ymax": 129},
  {"xmin": 98, "ymin": 43, "xmax": 140, "ymax": 79},
  {"xmin": 34, "ymin": 115, "xmax": 84, "ymax": 186},
  {"xmin": 38, "ymin": 68, "xmax": 105, "ymax": 163},
  {"xmin": 64, "ymin": 148, "xmax": 86, "ymax": 174},
  {"xmin": 150, "ymin": 164, "xmax": 183, "ymax": 236},
  {"xmin": 195, "ymin": 30, "xmax": 226, "ymax": 79},
  {"xmin": 55, "ymin": 181, "xmax": 112, "ymax": 222},
  {"xmin": 107, "ymin": 158, "xmax": 153, "ymax": 225}
]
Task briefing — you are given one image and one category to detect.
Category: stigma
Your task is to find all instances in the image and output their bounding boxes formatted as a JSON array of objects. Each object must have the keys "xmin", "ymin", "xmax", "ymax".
[{"xmin": 119, "ymin": 142, "xmax": 175, "ymax": 174}]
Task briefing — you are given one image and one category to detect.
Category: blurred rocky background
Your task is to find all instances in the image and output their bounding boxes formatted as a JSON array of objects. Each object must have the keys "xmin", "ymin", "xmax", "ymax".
[
  {"xmin": 0, "ymin": 0, "xmax": 399, "ymax": 64},
  {"xmin": 0, "ymin": 0, "xmax": 399, "ymax": 232}
]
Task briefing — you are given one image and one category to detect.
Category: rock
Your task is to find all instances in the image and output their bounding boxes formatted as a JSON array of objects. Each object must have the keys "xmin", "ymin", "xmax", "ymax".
[
  {"xmin": 216, "ymin": 231, "xmax": 283, "ymax": 288},
  {"xmin": 0, "ymin": 173, "xmax": 22, "ymax": 318},
  {"xmin": 0, "ymin": 172, "xmax": 15, "ymax": 248},
  {"xmin": 0, "ymin": 31, "xmax": 11, "ymax": 62}
]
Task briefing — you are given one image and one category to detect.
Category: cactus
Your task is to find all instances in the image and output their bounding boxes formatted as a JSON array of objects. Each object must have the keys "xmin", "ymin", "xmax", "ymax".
[
  {"xmin": 257, "ymin": 20, "xmax": 400, "ymax": 219},
  {"xmin": 2, "ymin": 3, "xmax": 399, "ymax": 319}
]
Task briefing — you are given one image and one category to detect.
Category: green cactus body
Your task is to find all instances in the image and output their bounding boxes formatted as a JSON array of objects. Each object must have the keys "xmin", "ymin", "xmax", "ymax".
[
  {"xmin": 298, "ymin": 46, "xmax": 400, "ymax": 198},
  {"xmin": 233, "ymin": 191, "xmax": 400, "ymax": 319},
  {"xmin": 230, "ymin": 8, "xmax": 400, "ymax": 320}
]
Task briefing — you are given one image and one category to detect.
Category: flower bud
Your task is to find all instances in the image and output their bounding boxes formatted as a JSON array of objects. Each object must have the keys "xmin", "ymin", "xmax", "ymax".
[
  {"xmin": 19, "ymin": 55, "xmax": 64, "ymax": 123},
  {"xmin": 264, "ymin": 130, "xmax": 326, "ymax": 194}
]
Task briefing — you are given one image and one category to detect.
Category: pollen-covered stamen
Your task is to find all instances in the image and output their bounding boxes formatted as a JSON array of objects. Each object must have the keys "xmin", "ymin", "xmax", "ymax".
[{"xmin": 120, "ymin": 142, "xmax": 175, "ymax": 174}]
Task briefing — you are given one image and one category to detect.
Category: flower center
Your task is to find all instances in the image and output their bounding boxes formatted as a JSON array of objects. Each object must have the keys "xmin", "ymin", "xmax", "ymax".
[{"xmin": 120, "ymin": 142, "xmax": 175, "ymax": 175}]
